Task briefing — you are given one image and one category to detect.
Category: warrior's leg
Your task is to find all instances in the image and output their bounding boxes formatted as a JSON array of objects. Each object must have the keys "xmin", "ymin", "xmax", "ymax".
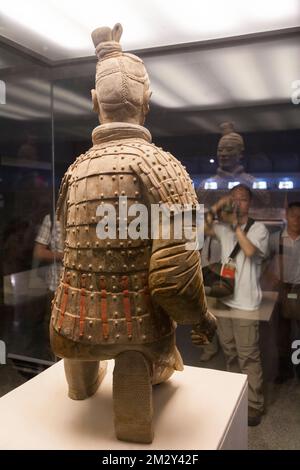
[
  {"xmin": 113, "ymin": 351, "xmax": 153, "ymax": 444},
  {"xmin": 64, "ymin": 359, "xmax": 107, "ymax": 400}
]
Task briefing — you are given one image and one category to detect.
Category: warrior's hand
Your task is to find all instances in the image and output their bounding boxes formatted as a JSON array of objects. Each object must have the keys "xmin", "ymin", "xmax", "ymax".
[{"xmin": 190, "ymin": 311, "xmax": 217, "ymax": 346}]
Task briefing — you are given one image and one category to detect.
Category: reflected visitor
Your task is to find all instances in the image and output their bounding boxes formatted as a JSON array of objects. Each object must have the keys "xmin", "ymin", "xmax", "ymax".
[{"xmin": 193, "ymin": 184, "xmax": 269, "ymax": 426}]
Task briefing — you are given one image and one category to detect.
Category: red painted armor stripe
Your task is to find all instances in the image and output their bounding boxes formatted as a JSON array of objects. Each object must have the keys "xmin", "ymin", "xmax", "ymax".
[
  {"xmin": 58, "ymin": 273, "xmax": 70, "ymax": 331},
  {"xmin": 79, "ymin": 288, "xmax": 86, "ymax": 338},
  {"xmin": 121, "ymin": 276, "xmax": 132, "ymax": 337},
  {"xmin": 79, "ymin": 275, "xmax": 87, "ymax": 338},
  {"xmin": 99, "ymin": 277, "xmax": 109, "ymax": 339}
]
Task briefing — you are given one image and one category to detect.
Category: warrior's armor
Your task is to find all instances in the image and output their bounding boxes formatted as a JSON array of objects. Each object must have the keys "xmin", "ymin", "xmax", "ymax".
[{"xmin": 50, "ymin": 23, "xmax": 215, "ymax": 444}]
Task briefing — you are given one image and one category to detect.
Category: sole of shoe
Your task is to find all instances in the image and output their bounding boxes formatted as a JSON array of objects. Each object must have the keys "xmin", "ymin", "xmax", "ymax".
[{"xmin": 113, "ymin": 351, "xmax": 153, "ymax": 444}]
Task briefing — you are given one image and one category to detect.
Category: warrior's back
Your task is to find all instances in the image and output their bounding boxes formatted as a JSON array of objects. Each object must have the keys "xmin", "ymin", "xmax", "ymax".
[{"xmin": 51, "ymin": 126, "xmax": 197, "ymax": 354}]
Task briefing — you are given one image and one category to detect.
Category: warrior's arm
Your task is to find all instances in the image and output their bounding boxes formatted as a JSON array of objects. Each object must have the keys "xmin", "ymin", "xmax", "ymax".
[{"xmin": 149, "ymin": 216, "xmax": 216, "ymax": 343}]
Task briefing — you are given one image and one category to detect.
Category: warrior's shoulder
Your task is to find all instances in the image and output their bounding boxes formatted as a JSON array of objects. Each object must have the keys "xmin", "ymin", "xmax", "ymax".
[{"xmin": 130, "ymin": 142, "xmax": 198, "ymax": 206}]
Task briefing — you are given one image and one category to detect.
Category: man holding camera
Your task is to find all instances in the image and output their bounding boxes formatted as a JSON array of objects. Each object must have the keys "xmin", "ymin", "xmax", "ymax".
[{"xmin": 193, "ymin": 184, "xmax": 269, "ymax": 426}]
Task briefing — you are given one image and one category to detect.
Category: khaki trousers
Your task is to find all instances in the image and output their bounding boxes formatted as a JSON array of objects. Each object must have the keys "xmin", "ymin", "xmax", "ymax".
[{"xmin": 217, "ymin": 317, "xmax": 264, "ymax": 412}]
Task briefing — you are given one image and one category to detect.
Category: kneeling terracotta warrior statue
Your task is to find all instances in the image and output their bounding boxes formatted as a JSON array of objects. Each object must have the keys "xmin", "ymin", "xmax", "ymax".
[{"xmin": 50, "ymin": 23, "xmax": 216, "ymax": 444}]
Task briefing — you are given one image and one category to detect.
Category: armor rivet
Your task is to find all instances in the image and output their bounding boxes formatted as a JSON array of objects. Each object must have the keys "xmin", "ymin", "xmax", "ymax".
[
  {"xmin": 99, "ymin": 266, "xmax": 103, "ymax": 270},
  {"xmin": 114, "ymin": 191, "xmax": 118, "ymax": 196},
  {"xmin": 121, "ymin": 191, "xmax": 125, "ymax": 196},
  {"xmin": 135, "ymin": 191, "xmax": 139, "ymax": 197},
  {"xmin": 120, "ymin": 242, "xmax": 124, "ymax": 247},
  {"xmin": 91, "ymin": 217, "xmax": 95, "ymax": 222},
  {"xmin": 78, "ymin": 250, "xmax": 81, "ymax": 255},
  {"xmin": 100, "ymin": 193, "xmax": 104, "ymax": 198},
  {"xmin": 85, "ymin": 226, "xmax": 89, "ymax": 232},
  {"xmin": 131, "ymin": 264, "xmax": 135, "ymax": 269},
  {"xmin": 96, "ymin": 242, "xmax": 99, "ymax": 247},
  {"xmin": 114, "ymin": 321, "xmax": 118, "ymax": 327},
  {"xmin": 129, "ymin": 250, "xmax": 132, "ymax": 256},
  {"xmin": 89, "ymin": 264, "xmax": 92, "ymax": 269},
  {"xmin": 112, "ymin": 286, "xmax": 116, "ymax": 291},
  {"xmin": 71, "ymin": 291, "xmax": 75, "ymax": 297},
  {"xmin": 90, "ymin": 293, "xmax": 94, "ymax": 299},
  {"xmin": 114, "ymin": 312, "xmax": 118, "ymax": 317},
  {"xmin": 112, "ymin": 175, "xmax": 116, "ymax": 181},
  {"xmin": 107, "ymin": 250, "xmax": 112, "ymax": 255},
  {"xmin": 123, "ymin": 265, "xmax": 127, "ymax": 269},
  {"xmin": 107, "ymin": 242, "xmax": 111, "ymax": 247},
  {"xmin": 77, "ymin": 227, "xmax": 80, "ymax": 232},
  {"xmin": 121, "ymin": 156, "xmax": 124, "ymax": 160},
  {"xmin": 77, "ymin": 243, "xmax": 80, "ymax": 247},
  {"xmin": 142, "ymin": 335, "xmax": 146, "ymax": 340},
  {"xmin": 128, "ymin": 335, "xmax": 132, "ymax": 340},
  {"xmin": 72, "ymin": 263, "xmax": 76, "ymax": 267},
  {"xmin": 133, "ymin": 177, "xmax": 137, "ymax": 183},
  {"xmin": 116, "ymin": 334, "xmax": 120, "ymax": 339},
  {"xmin": 113, "ymin": 296, "xmax": 117, "ymax": 301},
  {"xmin": 128, "ymin": 241, "xmax": 132, "ymax": 246},
  {"xmin": 89, "ymin": 321, "xmax": 93, "ymax": 327},
  {"xmin": 121, "ymin": 167, "xmax": 125, "ymax": 171},
  {"xmin": 137, "ymin": 307, "xmax": 142, "ymax": 313},
  {"xmin": 113, "ymin": 166, "xmax": 116, "ymax": 170},
  {"xmin": 88, "ymin": 335, "xmax": 92, "ymax": 341},
  {"xmin": 120, "ymin": 175, "xmax": 123, "ymax": 180},
  {"xmin": 139, "ymin": 318, "xmax": 143, "ymax": 324},
  {"xmin": 100, "ymin": 176, "xmax": 103, "ymax": 180},
  {"xmin": 73, "ymin": 273, "xmax": 76, "ymax": 278},
  {"xmin": 87, "ymin": 242, "xmax": 90, "ymax": 247},
  {"xmin": 76, "ymin": 206, "xmax": 79, "ymax": 210},
  {"xmin": 121, "ymin": 251, "xmax": 126, "ymax": 256}
]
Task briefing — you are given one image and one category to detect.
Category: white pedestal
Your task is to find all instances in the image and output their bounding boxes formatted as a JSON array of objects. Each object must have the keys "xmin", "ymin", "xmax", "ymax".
[{"xmin": 0, "ymin": 361, "xmax": 247, "ymax": 450}]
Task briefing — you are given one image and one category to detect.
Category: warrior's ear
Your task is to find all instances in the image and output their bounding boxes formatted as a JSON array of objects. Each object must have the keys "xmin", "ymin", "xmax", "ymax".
[
  {"xmin": 91, "ymin": 89, "xmax": 99, "ymax": 113},
  {"xmin": 112, "ymin": 23, "xmax": 123, "ymax": 43}
]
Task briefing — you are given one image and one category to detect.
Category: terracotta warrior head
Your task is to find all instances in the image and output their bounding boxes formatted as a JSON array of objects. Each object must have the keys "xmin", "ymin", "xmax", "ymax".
[
  {"xmin": 91, "ymin": 23, "xmax": 151, "ymax": 125},
  {"xmin": 217, "ymin": 122, "xmax": 245, "ymax": 172}
]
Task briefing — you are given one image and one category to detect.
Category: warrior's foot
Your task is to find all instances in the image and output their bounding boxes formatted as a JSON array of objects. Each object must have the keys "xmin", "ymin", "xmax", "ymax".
[
  {"xmin": 67, "ymin": 361, "xmax": 107, "ymax": 400},
  {"xmin": 113, "ymin": 351, "xmax": 153, "ymax": 444}
]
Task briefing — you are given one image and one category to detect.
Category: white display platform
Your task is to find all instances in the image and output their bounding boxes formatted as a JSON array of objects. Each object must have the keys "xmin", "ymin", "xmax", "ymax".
[
  {"xmin": 207, "ymin": 291, "xmax": 278, "ymax": 322},
  {"xmin": 0, "ymin": 360, "xmax": 247, "ymax": 450}
]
